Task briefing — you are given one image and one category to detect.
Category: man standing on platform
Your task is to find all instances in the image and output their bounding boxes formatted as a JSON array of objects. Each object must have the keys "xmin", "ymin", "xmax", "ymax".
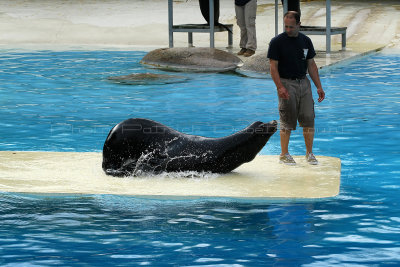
[
  {"xmin": 267, "ymin": 11, "xmax": 325, "ymax": 165},
  {"xmin": 235, "ymin": 0, "xmax": 257, "ymax": 57}
]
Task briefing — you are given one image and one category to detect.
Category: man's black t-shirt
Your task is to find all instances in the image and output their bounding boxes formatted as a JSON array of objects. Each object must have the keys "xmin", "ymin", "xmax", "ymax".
[{"xmin": 267, "ymin": 32, "xmax": 316, "ymax": 79}]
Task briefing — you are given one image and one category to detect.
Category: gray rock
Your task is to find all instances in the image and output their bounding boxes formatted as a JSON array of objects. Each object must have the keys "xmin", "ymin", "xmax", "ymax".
[
  {"xmin": 140, "ymin": 47, "xmax": 242, "ymax": 72},
  {"xmin": 236, "ymin": 52, "xmax": 270, "ymax": 78},
  {"xmin": 107, "ymin": 73, "xmax": 189, "ymax": 85}
]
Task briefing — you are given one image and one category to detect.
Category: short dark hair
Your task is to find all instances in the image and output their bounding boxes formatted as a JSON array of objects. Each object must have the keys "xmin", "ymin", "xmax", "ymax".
[{"xmin": 284, "ymin": 11, "xmax": 300, "ymax": 24}]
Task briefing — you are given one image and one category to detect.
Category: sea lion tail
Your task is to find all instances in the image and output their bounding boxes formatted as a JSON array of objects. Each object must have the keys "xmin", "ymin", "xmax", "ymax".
[{"xmin": 216, "ymin": 22, "xmax": 233, "ymax": 34}]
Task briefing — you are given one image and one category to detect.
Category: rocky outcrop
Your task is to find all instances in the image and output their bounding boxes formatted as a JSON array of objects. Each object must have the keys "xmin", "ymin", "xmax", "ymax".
[
  {"xmin": 236, "ymin": 52, "xmax": 270, "ymax": 78},
  {"xmin": 140, "ymin": 47, "xmax": 242, "ymax": 72},
  {"xmin": 107, "ymin": 73, "xmax": 188, "ymax": 85}
]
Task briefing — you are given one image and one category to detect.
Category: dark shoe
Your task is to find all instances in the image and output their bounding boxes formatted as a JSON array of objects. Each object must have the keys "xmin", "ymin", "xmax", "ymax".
[
  {"xmin": 237, "ymin": 48, "xmax": 247, "ymax": 55},
  {"xmin": 243, "ymin": 49, "xmax": 255, "ymax": 57}
]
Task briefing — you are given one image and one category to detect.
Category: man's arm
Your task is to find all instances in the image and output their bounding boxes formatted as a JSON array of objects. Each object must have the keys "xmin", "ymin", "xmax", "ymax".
[
  {"xmin": 270, "ymin": 59, "xmax": 289, "ymax": 99},
  {"xmin": 307, "ymin": 58, "xmax": 325, "ymax": 102}
]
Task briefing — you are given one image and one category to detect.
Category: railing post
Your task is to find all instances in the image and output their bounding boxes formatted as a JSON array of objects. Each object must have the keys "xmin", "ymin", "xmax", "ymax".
[
  {"xmin": 282, "ymin": 0, "xmax": 288, "ymax": 32},
  {"xmin": 168, "ymin": 0, "xmax": 174, "ymax": 48},
  {"xmin": 275, "ymin": 0, "xmax": 279, "ymax": 36},
  {"xmin": 188, "ymin": 32, "xmax": 193, "ymax": 47},
  {"xmin": 342, "ymin": 31, "xmax": 346, "ymax": 50},
  {"xmin": 326, "ymin": 0, "xmax": 331, "ymax": 54},
  {"xmin": 209, "ymin": 0, "xmax": 215, "ymax": 48}
]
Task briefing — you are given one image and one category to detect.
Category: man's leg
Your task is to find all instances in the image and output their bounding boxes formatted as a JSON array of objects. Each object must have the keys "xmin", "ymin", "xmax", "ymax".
[
  {"xmin": 279, "ymin": 79, "xmax": 296, "ymax": 157},
  {"xmin": 299, "ymin": 78, "xmax": 316, "ymax": 156},
  {"xmin": 279, "ymin": 127, "xmax": 296, "ymax": 165},
  {"xmin": 235, "ymin": 5, "xmax": 247, "ymax": 50},
  {"xmin": 304, "ymin": 127, "xmax": 318, "ymax": 164},
  {"xmin": 303, "ymin": 127, "xmax": 314, "ymax": 154},
  {"xmin": 280, "ymin": 128, "xmax": 291, "ymax": 156},
  {"xmin": 243, "ymin": 0, "xmax": 257, "ymax": 51}
]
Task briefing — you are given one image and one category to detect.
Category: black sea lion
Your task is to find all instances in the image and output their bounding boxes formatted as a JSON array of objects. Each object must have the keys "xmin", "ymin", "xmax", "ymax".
[
  {"xmin": 102, "ymin": 118, "xmax": 277, "ymax": 176},
  {"xmin": 198, "ymin": 0, "xmax": 232, "ymax": 33},
  {"xmin": 199, "ymin": 0, "xmax": 219, "ymax": 25}
]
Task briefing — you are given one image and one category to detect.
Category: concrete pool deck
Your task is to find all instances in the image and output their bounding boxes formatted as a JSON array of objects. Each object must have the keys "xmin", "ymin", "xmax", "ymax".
[{"xmin": 0, "ymin": 0, "xmax": 399, "ymax": 69}]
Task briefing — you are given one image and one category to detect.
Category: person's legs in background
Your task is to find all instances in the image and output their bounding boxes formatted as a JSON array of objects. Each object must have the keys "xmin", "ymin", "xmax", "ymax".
[
  {"xmin": 243, "ymin": 0, "xmax": 257, "ymax": 57},
  {"xmin": 235, "ymin": 4, "xmax": 247, "ymax": 55}
]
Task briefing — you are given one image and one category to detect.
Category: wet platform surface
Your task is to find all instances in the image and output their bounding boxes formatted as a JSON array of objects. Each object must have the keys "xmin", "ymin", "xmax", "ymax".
[{"xmin": 0, "ymin": 152, "xmax": 340, "ymax": 199}]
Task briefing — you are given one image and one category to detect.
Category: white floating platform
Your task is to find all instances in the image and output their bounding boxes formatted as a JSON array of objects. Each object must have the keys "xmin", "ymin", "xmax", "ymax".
[{"xmin": 0, "ymin": 151, "xmax": 340, "ymax": 199}]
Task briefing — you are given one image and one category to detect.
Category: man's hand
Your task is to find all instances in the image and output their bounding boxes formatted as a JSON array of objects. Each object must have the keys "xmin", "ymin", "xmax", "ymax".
[
  {"xmin": 307, "ymin": 59, "xmax": 325, "ymax": 103},
  {"xmin": 269, "ymin": 59, "xmax": 290, "ymax": 99},
  {"xmin": 317, "ymin": 88, "xmax": 325, "ymax": 102},
  {"xmin": 277, "ymin": 86, "xmax": 290, "ymax": 99}
]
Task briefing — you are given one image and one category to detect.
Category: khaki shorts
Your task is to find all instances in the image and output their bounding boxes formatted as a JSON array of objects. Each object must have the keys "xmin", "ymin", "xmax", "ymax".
[{"xmin": 278, "ymin": 77, "xmax": 315, "ymax": 130}]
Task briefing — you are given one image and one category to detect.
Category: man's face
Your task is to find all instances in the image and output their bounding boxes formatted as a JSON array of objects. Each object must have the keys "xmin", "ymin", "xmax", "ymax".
[{"xmin": 284, "ymin": 17, "xmax": 300, "ymax": 37}]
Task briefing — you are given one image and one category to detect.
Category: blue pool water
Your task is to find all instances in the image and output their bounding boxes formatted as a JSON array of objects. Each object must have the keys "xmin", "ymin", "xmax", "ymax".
[{"xmin": 0, "ymin": 50, "xmax": 399, "ymax": 266}]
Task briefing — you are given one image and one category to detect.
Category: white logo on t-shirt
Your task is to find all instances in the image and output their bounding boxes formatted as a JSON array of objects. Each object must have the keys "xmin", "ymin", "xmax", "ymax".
[{"xmin": 303, "ymin": 49, "xmax": 308, "ymax": 59}]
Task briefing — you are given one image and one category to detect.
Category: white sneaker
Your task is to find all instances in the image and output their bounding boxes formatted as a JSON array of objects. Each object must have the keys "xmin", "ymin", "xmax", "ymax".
[
  {"xmin": 306, "ymin": 152, "xmax": 318, "ymax": 165},
  {"xmin": 279, "ymin": 153, "xmax": 296, "ymax": 165}
]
